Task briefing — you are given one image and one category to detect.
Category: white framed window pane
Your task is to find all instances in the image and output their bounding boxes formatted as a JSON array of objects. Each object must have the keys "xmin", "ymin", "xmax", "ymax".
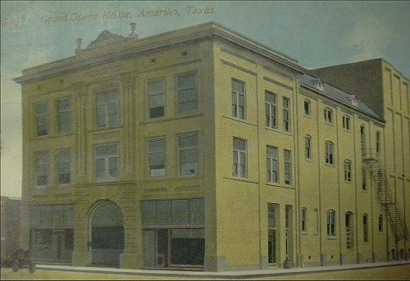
[
  {"xmin": 36, "ymin": 152, "xmax": 49, "ymax": 186},
  {"xmin": 58, "ymin": 99, "xmax": 71, "ymax": 134},
  {"xmin": 36, "ymin": 102, "xmax": 49, "ymax": 136}
]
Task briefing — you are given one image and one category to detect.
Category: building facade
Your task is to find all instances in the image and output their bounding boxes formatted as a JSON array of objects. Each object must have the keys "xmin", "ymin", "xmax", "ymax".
[
  {"xmin": 1, "ymin": 196, "xmax": 22, "ymax": 256},
  {"xmin": 14, "ymin": 22, "xmax": 408, "ymax": 271}
]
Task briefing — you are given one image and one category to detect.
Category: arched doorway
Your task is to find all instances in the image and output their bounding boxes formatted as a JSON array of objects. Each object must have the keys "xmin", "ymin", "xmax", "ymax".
[{"xmin": 89, "ymin": 201, "xmax": 124, "ymax": 267}]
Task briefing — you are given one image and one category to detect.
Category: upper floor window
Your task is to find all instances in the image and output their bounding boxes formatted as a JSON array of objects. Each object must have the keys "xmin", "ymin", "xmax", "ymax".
[
  {"xmin": 232, "ymin": 79, "xmax": 245, "ymax": 120},
  {"xmin": 148, "ymin": 138, "xmax": 166, "ymax": 177},
  {"xmin": 179, "ymin": 133, "xmax": 198, "ymax": 176},
  {"xmin": 267, "ymin": 146, "xmax": 279, "ymax": 183},
  {"xmin": 178, "ymin": 73, "xmax": 197, "ymax": 114},
  {"xmin": 301, "ymin": 208, "xmax": 307, "ymax": 232},
  {"xmin": 36, "ymin": 151, "xmax": 49, "ymax": 187},
  {"xmin": 283, "ymin": 97, "xmax": 291, "ymax": 132},
  {"xmin": 324, "ymin": 107, "xmax": 333, "ymax": 124},
  {"xmin": 35, "ymin": 102, "xmax": 49, "ymax": 136},
  {"xmin": 96, "ymin": 91, "xmax": 120, "ymax": 129},
  {"xmin": 265, "ymin": 91, "xmax": 277, "ymax": 129},
  {"xmin": 360, "ymin": 125, "xmax": 366, "ymax": 155},
  {"xmin": 344, "ymin": 160, "xmax": 352, "ymax": 182},
  {"xmin": 376, "ymin": 131, "xmax": 381, "ymax": 153},
  {"xmin": 304, "ymin": 99, "xmax": 311, "ymax": 116},
  {"xmin": 57, "ymin": 98, "xmax": 71, "ymax": 134},
  {"xmin": 327, "ymin": 210, "xmax": 336, "ymax": 237},
  {"xmin": 233, "ymin": 138, "xmax": 247, "ymax": 178},
  {"xmin": 363, "ymin": 214, "xmax": 369, "ymax": 243},
  {"xmin": 284, "ymin": 150, "xmax": 292, "ymax": 185},
  {"xmin": 362, "ymin": 167, "xmax": 367, "ymax": 190},
  {"xmin": 148, "ymin": 80, "xmax": 165, "ymax": 118},
  {"xmin": 57, "ymin": 149, "xmax": 71, "ymax": 185},
  {"xmin": 95, "ymin": 143, "xmax": 119, "ymax": 181},
  {"xmin": 378, "ymin": 215, "xmax": 383, "ymax": 232},
  {"xmin": 305, "ymin": 135, "xmax": 312, "ymax": 159},
  {"xmin": 342, "ymin": 115, "xmax": 350, "ymax": 131},
  {"xmin": 325, "ymin": 141, "xmax": 334, "ymax": 165}
]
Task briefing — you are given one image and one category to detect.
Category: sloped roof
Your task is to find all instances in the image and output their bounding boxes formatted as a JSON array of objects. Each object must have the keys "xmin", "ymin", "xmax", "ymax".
[{"xmin": 298, "ymin": 74, "xmax": 381, "ymax": 120}]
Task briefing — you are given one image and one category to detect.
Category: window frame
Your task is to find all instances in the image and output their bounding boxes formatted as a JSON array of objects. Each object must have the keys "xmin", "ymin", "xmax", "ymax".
[
  {"xmin": 148, "ymin": 138, "xmax": 166, "ymax": 178},
  {"xmin": 324, "ymin": 107, "xmax": 333, "ymax": 124},
  {"xmin": 344, "ymin": 160, "xmax": 352, "ymax": 182},
  {"xmin": 96, "ymin": 91, "xmax": 120, "ymax": 129},
  {"xmin": 56, "ymin": 149, "xmax": 72, "ymax": 185},
  {"xmin": 57, "ymin": 98, "xmax": 71, "ymax": 134},
  {"xmin": 305, "ymin": 135, "xmax": 312, "ymax": 159},
  {"xmin": 284, "ymin": 149, "xmax": 292, "ymax": 185},
  {"xmin": 325, "ymin": 141, "xmax": 335, "ymax": 165},
  {"xmin": 233, "ymin": 137, "xmax": 247, "ymax": 178},
  {"xmin": 266, "ymin": 146, "xmax": 279, "ymax": 183},
  {"xmin": 177, "ymin": 73, "xmax": 198, "ymax": 115},
  {"xmin": 304, "ymin": 99, "xmax": 311, "ymax": 116},
  {"xmin": 342, "ymin": 115, "xmax": 351, "ymax": 131},
  {"xmin": 35, "ymin": 151, "xmax": 49, "ymax": 187},
  {"xmin": 35, "ymin": 102, "xmax": 49, "ymax": 137},
  {"xmin": 265, "ymin": 91, "xmax": 277, "ymax": 129},
  {"xmin": 179, "ymin": 133, "xmax": 199, "ymax": 177},
  {"xmin": 283, "ymin": 97, "xmax": 291, "ymax": 132},
  {"xmin": 147, "ymin": 79, "xmax": 166, "ymax": 119},
  {"xmin": 94, "ymin": 143, "xmax": 120, "ymax": 182},
  {"xmin": 363, "ymin": 214, "xmax": 369, "ymax": 243},
  {"xmin": 327, "ymin": 210, "xmax": 336, "ymax": 237},
  {"xmin": 232, "ymin": 79, "xmax": 246, "ymax": 120},
  {"xmin": 301, "ymin": 208, "xmax": 307, "ymax": 232}
]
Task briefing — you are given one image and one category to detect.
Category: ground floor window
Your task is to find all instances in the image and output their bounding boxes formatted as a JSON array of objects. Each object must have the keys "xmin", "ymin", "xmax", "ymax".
[
  {"xmin": 30, "ymin": 205, "xmax": 74, "ymax": 262},
  {"xmin": 141, "ymin": 198, "xmax": 205, "ymax": 268}
]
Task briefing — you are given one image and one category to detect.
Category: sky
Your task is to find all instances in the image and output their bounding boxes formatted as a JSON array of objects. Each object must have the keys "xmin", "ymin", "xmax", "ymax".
[{"xmin": 1, "ymin": 1, "xmax": 410, "ymax": 198}]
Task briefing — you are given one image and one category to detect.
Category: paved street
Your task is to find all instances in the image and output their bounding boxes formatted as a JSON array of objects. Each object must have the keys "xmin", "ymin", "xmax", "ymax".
[{"xmin": 1, "ymin": 262, "xmax": 410, "ymax": 280}]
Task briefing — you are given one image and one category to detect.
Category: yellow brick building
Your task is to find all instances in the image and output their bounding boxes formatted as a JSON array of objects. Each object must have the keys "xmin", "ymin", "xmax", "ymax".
[{"xmin": 14, "ymin": 22, "xmax": 408, "ymax": 271}]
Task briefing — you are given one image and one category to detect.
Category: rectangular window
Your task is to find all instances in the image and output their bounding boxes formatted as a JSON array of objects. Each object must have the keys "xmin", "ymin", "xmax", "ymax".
[
  {"xmin": 267, "ymin": 146, "xmax": 279, "ymax": 183},
  {"xmin": 325, "ymin": 142, "xmax": 334, "ymax": 164},
  {"xmin": 327, "ymin": 210, "xmax": 336, "ymax": 236},
  {"xmin": 232, "ymin": 79, "xmax": 245, "ymax": 119},
  {"xmin": 233, "ymin": 138, "xmax": 247, "ymax": 178},
  {"xmin": 149, "ymin": 138, "xmax": 166, "ymax": 177},
  {"xmin": 301, "ymin": 208, "xmax": 307, "ymax": 232},
  {"xmin": 283, "ymin": 97, "xmax": 291, "ymax": 132},
  {"xmin": 304, "ymin": 99, "xmax": 311, "ymax": 116},
  {"xmin": 95, "ymin": 143, "xmax": 119, "ymax": 181},
  {"xmin": 314, "ymin": 209, "xmax": 319, "ymax": 234},
  {"xmin": 96, "ymin": 91, "xmax": 120, "ymax": 129},
  {"xmin": 362, "ymin": 168, "xmax": 367, "ymax": 190},
  {"xmin": 58, "ymin": 98, "xmax": 71, "ymax": 134},
  {"xmin": 376, "ymin": 132, "xmax": 381, "ymax": 153},
  {"xmin": 179, "ymin": 133, "xmax": 198, "ymax": 176},
  {"xmin": 344, "ymin": 160, "xmax": 352, "ymax": 182},
  {"xmin": 35, "ymin": 102, "xmax": 49, "ymax": 136},
  {"xmin": 265, "ymin": 91, "xmax": 277, "ymax": 128},
  {"xmin": 178, "ymin": 74, "xmax": 197, "ymax": 114},
  {"xmin": 57, "ymin": 149, "xmax": 71, "ymax": 185},
  {"xmin": 363, "ymin": 215, "xmax": 369, "ymax": 242},
  {"xmin": 378, "ymin": 215, "xmax": 383, "ymax": 232},
  {"xmin": 148, "ymin": 80, "xmax": 165, "ymax": 118},
  {"xmin": 36, "ymin": 151, "xmax": 49, "ymax": 187},
  {"xmin": 324, "ymin": 108, "xmax": 333, "ymax": 123},
  {"xmin": 268, "ymin": 203, "xmax": 278, "ymax": 264},
  {"xmin": 342, "ymin": 115, "xmax": 350, "ymax": 130},
  {"xmin": 284, "ymin": 150, "xmax": 292, "ymax": 185},
  {"xmin": 305, "ymin": 136, "xmax": 312, "ymax": 159}
]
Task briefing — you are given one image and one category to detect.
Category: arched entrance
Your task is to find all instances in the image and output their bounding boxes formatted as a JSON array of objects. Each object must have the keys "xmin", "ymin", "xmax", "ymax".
[{"xmin": 89, "ymin": 201, "xmax": 124, "ymax": 267}]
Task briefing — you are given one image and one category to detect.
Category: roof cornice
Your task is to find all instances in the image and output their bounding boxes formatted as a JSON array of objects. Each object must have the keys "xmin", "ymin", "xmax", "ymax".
[{"xmin": 14, "ymin": 22, "xmax": 305, "ymax": 84}]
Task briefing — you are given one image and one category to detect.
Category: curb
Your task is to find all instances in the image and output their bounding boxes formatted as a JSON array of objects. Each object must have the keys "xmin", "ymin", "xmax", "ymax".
[{"xmin": 36, "ymin": 260, "xmax": 410, "ymax": 279}]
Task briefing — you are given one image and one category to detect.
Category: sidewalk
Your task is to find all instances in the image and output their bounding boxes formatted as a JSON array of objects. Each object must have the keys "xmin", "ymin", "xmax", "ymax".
[{"xmin": 37, "ymin": 260, "xmax": 410, "ymax": 279}]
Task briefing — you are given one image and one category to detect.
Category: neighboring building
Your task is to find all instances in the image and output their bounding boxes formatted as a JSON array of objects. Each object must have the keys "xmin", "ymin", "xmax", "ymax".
[
  {"xmin": 14, "ymin": 22, "xmax": 408, "ymax": 271},
  {"xmin": 311, "ymin": 60, "xmax": 410, "ymax": 261},
  {"xmin": 1, "ymin": 196, "xmax": 22, "ymax": 256}
]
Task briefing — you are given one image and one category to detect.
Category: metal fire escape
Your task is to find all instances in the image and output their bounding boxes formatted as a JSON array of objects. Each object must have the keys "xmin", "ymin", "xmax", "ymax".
[{"xmin": 363, "ymin": 153, "xmax": 408, "ymax": 242}]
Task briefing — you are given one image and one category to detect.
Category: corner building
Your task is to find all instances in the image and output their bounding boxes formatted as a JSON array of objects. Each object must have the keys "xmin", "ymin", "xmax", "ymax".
[{"xmin": 15, "ymin": 22, "xmax": 409, "ymax": 271}]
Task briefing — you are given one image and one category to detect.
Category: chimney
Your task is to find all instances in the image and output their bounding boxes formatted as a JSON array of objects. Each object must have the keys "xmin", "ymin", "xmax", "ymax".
[
  {"xmin": 348, "ymin": 95, "xmax": 359, "ymax": 107},
  {"xmin": 129, "ymin": 23, "xmax": 138, "ymax": 39}
]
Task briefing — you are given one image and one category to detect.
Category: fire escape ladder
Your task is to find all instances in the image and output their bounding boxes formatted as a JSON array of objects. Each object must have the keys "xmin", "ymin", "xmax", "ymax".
[{"xmin": 363, "ymin": 154, "xmax": 408, "ymax": 242}]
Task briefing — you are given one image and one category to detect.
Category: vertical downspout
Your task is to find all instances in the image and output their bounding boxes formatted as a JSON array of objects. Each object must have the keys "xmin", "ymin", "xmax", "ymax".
[
  {"xmin": 335, "ymin": 108, "xmax": 342, "ymax": 265},
  {"xmin": 256, "ymin": 67, "xmax": 263, "ymax": 269},
  {"xmin": 294, "ymin": 77, "xmax": 301, "ymax": 267},
  {"xmin": 316, "ymin": 99, "xmax": 323, "ymax": 266}
]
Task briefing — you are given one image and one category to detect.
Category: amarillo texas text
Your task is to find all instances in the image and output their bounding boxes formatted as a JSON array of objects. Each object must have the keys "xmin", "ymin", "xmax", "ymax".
[{"xmin": 38, "ymin": 6, "xmax": 214, "ymax": 24}]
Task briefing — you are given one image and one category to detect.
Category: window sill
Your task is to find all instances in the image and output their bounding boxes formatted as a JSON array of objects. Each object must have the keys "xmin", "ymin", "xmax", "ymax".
[
  {"xmin": 224, "ymin": 176, "xmax": 258, "ymax": 184},
  {"xmin": 327, "ymin": 236, "xmax": 337, "ymax": 240}
]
